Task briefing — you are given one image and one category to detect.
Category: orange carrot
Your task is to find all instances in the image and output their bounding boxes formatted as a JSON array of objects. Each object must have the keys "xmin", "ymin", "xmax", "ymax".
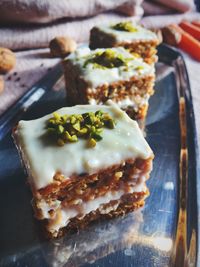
[
  {"xmin": 192, "ymin": 21, "xmax": 200, "ymax": 29},
  {"xmin": 177, "ymin": 26, "xmax": 200, "ymax": 61},
  {"xmin": 168, "ymin": 24, "xmax": 200, "ymax": 61},
  {"xmin": 179, "ymin": 21, "xmax": 200, "ymax": 41}
]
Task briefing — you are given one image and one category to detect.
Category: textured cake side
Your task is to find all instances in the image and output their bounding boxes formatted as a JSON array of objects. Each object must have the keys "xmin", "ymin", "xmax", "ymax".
[
  {"xmin": 32, "ymin": 157, "xmax": 153, "ymax": 238},
  {"xmin": 63, "ymin": 57, "xmax": 155, "ymax": 122}
]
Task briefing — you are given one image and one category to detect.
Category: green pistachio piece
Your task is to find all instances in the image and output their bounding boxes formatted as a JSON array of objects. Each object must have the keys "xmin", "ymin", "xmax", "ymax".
[
  {"xmin": 111, "ymin": 22, "xmax": 138, "ymax": 33},
  {"xmin": 57, "ymin": 138, "xmax": 65, "ymax": 146},
  {"xmin": 64, "ymin": 130, "xmax": 72, "ymax": 140},
  {"xmin": 92, "ymin": 63, "xmax": 107, "ymax": 70},
  {"xmin": 53, "ymin": 112, "xmax": 61, "ymax": 120},
  {"xmin": 132, "ymin": 52, "xmax": 140, "ymax": 58},
  {"xmin": 95, "ymin": 121, "xmax": 104, "ymax": 128},
  {"xmin": 60, "ymin": 114, "xmax": 68, "ymax": 124},
  {"xmin": 69, "ymin": 135, "xmax": 78, "ymax": 142},
  {"xmin": 47, "ymin": 110, "xmax": 116, "ymax": 148},
  {"xmin": 76, "ymin": 114, "xmax": 83, "ymax": 121},
  {"xmin": 135, "ymin": 66, "xmax": 144, "ymax": 71},
  {"xmin": 84, "ymin": 49, "xmax": 129, "ymax": 69},
  {"xmin": 48, "ymin": 118, "xmax": 56, "ymax": 125},
  {"xmin": 88, "ymin": 138, "xmax": 96, "ymax": 148},
  {"xmin": 63, "ymin": 131, "xmax": 78, "ymax": 142},
  {"xmin": 91, "ymin": 125, "xmax": 96, "ymax": 133},
  {"xmin": 104, "ymin": 119, "xmax": 115, "ymax": 129},
  {"xmin": 91, "ymin": 132, "xmax": 103, "ymax": 141},
  {"xmin": 102, "ymin": 113, "xmax": 111, "ymax": 119},
  {"xmin": 95, "ymin": 110, "xmax": 103, "ymax": 117},
  {"xmin": 72, "ymin": 121, "xmax": 80, "ymax": 131},
  {"xmin": 95, "ymin": 128, "xmax": 103, "ymax": 134},
  {"xmin": 78, "ymin": 127, "xmax": 88, "ymax": 135},
  {"xmin": 83, "ymin": 113, "xmax": 95, "ymax": 125},
  {"xmin": 70, "ymin": 115, "xmax": 77, "ymax": 124},
  {"xmin": 57, "ymin": 125, "xmax": 64, "ymax": 134}
]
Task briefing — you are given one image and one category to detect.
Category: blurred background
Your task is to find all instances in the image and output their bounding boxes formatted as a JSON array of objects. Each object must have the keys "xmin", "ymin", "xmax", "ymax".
[{"xmin": 0, "ymin": 0, "xmax": 199, "ymax": 122}]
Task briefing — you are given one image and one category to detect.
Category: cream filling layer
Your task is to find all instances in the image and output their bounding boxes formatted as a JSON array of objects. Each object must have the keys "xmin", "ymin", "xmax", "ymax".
[
  {"xmin": 44, "ymin": 177, "xmax": 147, "ymax": 233},
  {"xmin": 66, "ymin": 47, "xmax": 155, "ymax": 87},
  {"xmin": 89, "ymin": 94, "xmax": 150, "ymax": 110}
]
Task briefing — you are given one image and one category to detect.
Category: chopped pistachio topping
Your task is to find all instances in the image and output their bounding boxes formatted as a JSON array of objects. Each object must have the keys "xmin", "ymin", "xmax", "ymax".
[
  {"xmin": 84, "ymin": 49, "xmax": 132, "ymax": 69},
  {"xmin": 135, "ymin": 66, "xmax": 144, "ymax": 71},
  {"xmin": 132, "ymin": 52, "xmax": 140, "ymax": 58},
  {"xmin": 46, "ymin": 110, "xmax": 116, "ymax": 147},
  {"xmin": 111, "ymin": 21, "xmax": 138, "ymax": 33}
]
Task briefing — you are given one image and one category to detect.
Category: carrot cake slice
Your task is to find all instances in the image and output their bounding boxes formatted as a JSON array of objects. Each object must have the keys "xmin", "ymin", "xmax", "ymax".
[
  {"xmin": 89, "ymin": 21, "xmax": 160, "ymax": 64},
  {"xmin": 63, "ymin": 46, "xmax": 155, "ymax": 125},
  {"xmin": 13, "ymin": 101, "xmax": 154, "ymax": 238}
]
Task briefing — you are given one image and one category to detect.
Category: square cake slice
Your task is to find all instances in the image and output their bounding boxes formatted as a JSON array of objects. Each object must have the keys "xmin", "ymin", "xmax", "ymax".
[
  {"xmin": 89, "ymin": 21, "xmax": 160, "ymax": 64},
  {"xmin": 63, "ymin": 46, "xmax": 155, "ymax": 125},
  {"xmin": 13, "ymin": 101, "xmax": 154, "ymax": 238}
]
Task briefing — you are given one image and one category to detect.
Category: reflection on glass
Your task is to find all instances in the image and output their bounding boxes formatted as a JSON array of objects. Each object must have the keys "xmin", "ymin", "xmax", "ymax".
[
  {"xmin": 42, "ymin": 210, "xmax": 143, "ymax": 267},
  {"xmin": 164, "ymin": 182, "xmax": 174, "ymax": 191},
  {"xmin": 41, "ymin": 209, "xmax": 173, "ymax": 267}
]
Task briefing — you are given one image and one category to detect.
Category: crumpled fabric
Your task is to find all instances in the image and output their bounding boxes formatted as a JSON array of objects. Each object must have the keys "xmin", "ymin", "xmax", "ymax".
[
  {"xmin": 0, "ymin": 0, "xmax": 143, "ymax": 24},
  {"xmin": 0, "ymin": 14, "xmax": 140, "ymax": 50}
]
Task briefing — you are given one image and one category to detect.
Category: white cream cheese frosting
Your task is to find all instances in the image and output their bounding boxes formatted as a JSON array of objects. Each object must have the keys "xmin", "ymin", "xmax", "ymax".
[
  {"xmin": 99, "ymin": 23, "xmax": 158, "ymax": 43},
  {"xmin": 66, "ymin": 47, "xmax": 155, "ymax": 88},
  {"xmin": 15, "ymin": 101, "xmax": 153, "ymax": 190}
]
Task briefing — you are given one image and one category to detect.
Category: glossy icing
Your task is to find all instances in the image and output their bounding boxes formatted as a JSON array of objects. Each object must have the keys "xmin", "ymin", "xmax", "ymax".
[
  {"xmin": 66, "ymin": 47, "xmax": 155, "ymax": 87},
  {"xmin": 100, "ymin": 23, "xmax": 158, "ymax": 42}
]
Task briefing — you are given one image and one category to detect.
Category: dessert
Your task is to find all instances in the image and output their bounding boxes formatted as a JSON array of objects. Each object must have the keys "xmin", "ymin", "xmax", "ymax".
[
  {"xmin": 89, "ymin": 21, "xmax": 160, "ymax": 64},
  {"xmin": 13, "ymin": 101, "xmax": 153, "ymax": 238},
  {"xmin": 63, "ymin": 47, "xmax": 155, "ymax": 125}
]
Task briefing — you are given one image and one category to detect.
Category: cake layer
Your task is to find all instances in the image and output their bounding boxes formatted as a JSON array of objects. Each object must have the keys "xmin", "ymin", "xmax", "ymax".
[
  {"xmin": 14, "ymin": 101, "xmax": 153, "ymax": 190},
  {"xmin": 85, "ymin": 75, "xmax": 154, "ymax": 119},
  {"xmin": 36, "ymin": 157, "xmax": 152, "ymax": 199},
  {"xmin": 45, "ymin": 190, "xmax": 148, "ymax": 238},
  {"xmin": 34, "ymin": 157, "xmax": 152, "ymax": 216},
  {"xmin": 33, "ymin": 156, "xmax": 152, "ymax": 238},
  {"xmin": 122, "ymin": 41, "xmax": 158, "ymax": 64}
]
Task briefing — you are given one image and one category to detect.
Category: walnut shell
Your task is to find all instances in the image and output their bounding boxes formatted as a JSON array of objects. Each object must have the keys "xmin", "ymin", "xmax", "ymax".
[
  {"xmin": 0, "ymin": 47, "xmax": 16, "ymax": 74},
  {"xmin": 49, "ymin": 36, "xmax": 77, "ymax": 58},
  {"xmin": 0, "ymin": 76, "xmax": 4, "ymax": 94}
]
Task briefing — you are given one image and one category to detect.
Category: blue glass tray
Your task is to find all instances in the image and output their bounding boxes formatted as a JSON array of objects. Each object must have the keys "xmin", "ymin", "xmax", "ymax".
[{"xmin": 0, "ymin": 44, "xmax": 199, "ymax": 267}]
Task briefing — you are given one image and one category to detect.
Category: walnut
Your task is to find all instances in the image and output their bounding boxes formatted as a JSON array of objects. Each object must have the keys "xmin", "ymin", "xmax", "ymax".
[
  {"xmin": 0, "ymin": 76, "xmax": 4, "ymax": 94},
  {"xmin": 0, "ymin": 47, "xmax": 16, "ymax": 74},
  {"xmin": 161, "ymin": 25, "xmax": 181, "ymax": 46},
  {"xmin": 49, "ymin": 36, "xmax": 77, "ymax": 58}
]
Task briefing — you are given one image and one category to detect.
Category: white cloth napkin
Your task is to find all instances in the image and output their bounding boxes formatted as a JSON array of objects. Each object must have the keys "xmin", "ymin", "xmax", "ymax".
[
  {"xmin": 0, "ymin": 0, "xmax": 143, "ymax": 24},
  {"xmin": 0, "ymin": 14, "xmax": 140, "ymax": 50}
]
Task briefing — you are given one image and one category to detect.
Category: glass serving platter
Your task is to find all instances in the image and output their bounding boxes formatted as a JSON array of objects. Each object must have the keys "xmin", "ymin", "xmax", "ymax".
[{"xmin": 0, "ymin": 44, "xmax": 199, "ymax": 267}]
